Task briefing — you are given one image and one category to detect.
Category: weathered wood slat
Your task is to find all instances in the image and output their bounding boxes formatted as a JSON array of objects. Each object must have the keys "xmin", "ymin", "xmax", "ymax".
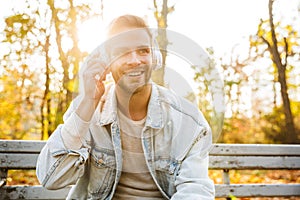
[
  {"xmin": 0, "ymin": 140, "xmax": 45, "ymax": 153},
  {"xmin": 214, "ymin": 184, "xmax": 300, "ymax": 197},
  {"xmin": 1, "ymin": 184, "xmax": 300, "ymax": 199},
  {"xmin": 1, "ymin": 153, "xmax": 300, "ymax": 169},
  {"xmin": 210, "ymin": 144, "xmax": 300, "ymax": 156},
  {"xmin": 0, "ymin": 186, "xmax": 70, "ymax": 200},
  {"xmin": 0, "ymin": 154, "xmax": 38, "ymax": 169},
  {"xmin": 209, "ymin": 155, "xmax": 300, "ymax": 169},
  {"xmin": 1, "ymin": 140, "xmax": 300, "ymax": 156}
]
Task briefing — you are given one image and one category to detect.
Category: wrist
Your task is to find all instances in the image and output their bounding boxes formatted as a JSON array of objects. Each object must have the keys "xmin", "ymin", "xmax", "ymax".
[
  {"xmin": 76, "ymin": 97, "xmax": 99, "ymax": 121},
  {"xmin": 82, "ymin": 96, "xmax": 100, "ymax": 103}
]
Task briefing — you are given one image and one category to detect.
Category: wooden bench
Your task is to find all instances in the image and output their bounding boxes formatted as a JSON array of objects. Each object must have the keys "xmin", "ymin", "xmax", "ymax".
[{"xmin": 0, "ymin": 140, "xmax": 299, "ymax": 199}]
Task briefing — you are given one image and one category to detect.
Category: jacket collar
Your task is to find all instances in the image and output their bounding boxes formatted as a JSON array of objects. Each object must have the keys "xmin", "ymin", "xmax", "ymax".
[
  {"xmin": 99, "ymin": 82, "xmax": 164, "ymax": 129},
  {"xmin": 145, "ymin": 83, "xmax": 164, "ymax": 129},
  {"xmin": 98, "ymin": 85, "xmax": 118, "ymax": 126}
]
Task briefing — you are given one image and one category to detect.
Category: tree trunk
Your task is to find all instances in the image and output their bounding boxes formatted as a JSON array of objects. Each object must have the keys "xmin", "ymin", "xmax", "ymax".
[
  {"xmin": 152, "ymin": 0, "xmax": 169, "ymax": 86},
  {"xmin": 48, "ymin": 0, "xmax": 71, "ymax": 118},
  {"xmin": 66, "ymin": 0, "xmax": 80, "ymax": 104},
  {"xmin": 268, "ymin": 0, "xmax": 296, "ymax": 143},
  {"xmin": 48, "ymin": 0, "xmax": 81, "ymax": 131},
  {"xmin": 41, "ymin": 35, "xmax": 51, "ymax": 140}
]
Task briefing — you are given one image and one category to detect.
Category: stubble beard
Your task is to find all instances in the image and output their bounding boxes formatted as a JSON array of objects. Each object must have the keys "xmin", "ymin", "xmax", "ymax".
[{"xmin": 116, "ymin": 65, "xmax": 152, "ymax": 95}]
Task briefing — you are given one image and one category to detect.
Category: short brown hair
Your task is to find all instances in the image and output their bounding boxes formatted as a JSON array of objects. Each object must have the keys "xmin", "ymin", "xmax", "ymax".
[{"xmin": 107, "ymin": 15, "xmax": 151, "ymax": 37}]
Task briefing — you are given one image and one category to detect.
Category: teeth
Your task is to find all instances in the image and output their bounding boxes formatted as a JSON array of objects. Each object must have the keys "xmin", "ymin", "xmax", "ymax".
[{"xmin": 127, "ymin": 71, "xmax": 143, "ymax": 76}]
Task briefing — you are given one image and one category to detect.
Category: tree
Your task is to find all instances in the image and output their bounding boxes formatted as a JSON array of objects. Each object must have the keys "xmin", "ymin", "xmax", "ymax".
[
  {"xmin": 1, "ymin": 5, "xmax": 46, "ymax": 139},
  {"xmin": 250, "ymin": 0, "xmax": 299, "ymax": 143},
  {"xmin": 193, "ymin": 47, "xmax": 225, "ymax": 143},
  {"xmin": 40, "ymin": 0, "xmax": 98, "ymax": 139},
  {"xmin": 152, "ymin": 0, "xmax": 175, "ymax": 86},
  {"xmin": 220, "ymin": 45, "xmax": 253, "ymax": 118},
  {"xmin": 0, "ymin": 0, "xmax": 98, "ymax": 139}
]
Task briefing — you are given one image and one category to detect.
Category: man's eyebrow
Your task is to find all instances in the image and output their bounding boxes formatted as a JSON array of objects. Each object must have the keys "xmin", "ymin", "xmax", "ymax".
[
  {"xmin": 111, "ymin": 45, "xmax": 150, "ymax": 54},
  {"xmin": 135, "ymin": 45, "xmax": 151, "ymax": 49},
  {"xmin": 111, "ymin": 47, "xmax": 129, "ymax": 53}
]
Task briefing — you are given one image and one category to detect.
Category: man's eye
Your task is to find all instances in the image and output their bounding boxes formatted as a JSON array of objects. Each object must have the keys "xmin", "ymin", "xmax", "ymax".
[{"xmin": 137, "ymin": 48, "xmax": 150, "ymax": 55}]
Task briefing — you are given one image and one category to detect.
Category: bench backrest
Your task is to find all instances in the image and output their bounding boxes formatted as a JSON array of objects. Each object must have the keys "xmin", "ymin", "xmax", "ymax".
[{"xmin": 1, "ymin": 140, "xmax": 299, "ymax": 169}]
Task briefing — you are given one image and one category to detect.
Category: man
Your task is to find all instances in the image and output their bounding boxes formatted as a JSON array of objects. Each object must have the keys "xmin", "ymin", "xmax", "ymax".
[{"xmin": 36, "ymin": 14, "xmax": 215, "ymax": 199}]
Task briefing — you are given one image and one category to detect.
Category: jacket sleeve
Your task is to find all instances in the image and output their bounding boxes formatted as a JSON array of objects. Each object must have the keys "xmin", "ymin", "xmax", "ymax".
[
  {"xmin": 172, "ymin": 127, "xmax": 215, "ymax": 200},
  {"xmin": 36, "ymin": 97, "xmax": 91, "ymax": 190}
]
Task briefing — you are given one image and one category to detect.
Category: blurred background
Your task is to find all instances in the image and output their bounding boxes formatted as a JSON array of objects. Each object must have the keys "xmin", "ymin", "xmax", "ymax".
[{"xmin": 0, "ymin": 0, "xmax": 299, "ymax": 192}]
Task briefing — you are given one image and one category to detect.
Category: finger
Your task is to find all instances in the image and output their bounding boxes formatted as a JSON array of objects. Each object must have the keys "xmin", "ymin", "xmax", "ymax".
[
  {"xmin": 94, "ymin": 66, "xmax": 110, "ymax": 82},
  {"xmin": 88, "ymin": 44, "xmax": 108, "ymax": 64},
  {"xmin": 94, "ymin": 68, "xmax": 111, "ymax": 93},
  {"xmin": 85, "ymin": 63, "xmax": 107, "ymax": 79},
  {"xmin": 95, "ymin": 80, "xmax": 105, "ymax": 93},
  {"xmin": 83, "ymin": 68, "xmax": 104, "ymax": 81},
  {"xmin": 100, "ymin": 67, "xmax": 111, "ymax": 80}
]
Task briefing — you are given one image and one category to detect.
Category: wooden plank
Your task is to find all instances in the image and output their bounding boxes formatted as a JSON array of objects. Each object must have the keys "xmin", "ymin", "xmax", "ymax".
[
  {"xmin": 0, "ymin": 140, "xmax": 299, "ymax": 156},
  {"xmin": 1, "ymin": 153, "xmax": 300, "ymax": 169},
  {"xmin": 215, "ymin": 184, "xmax": 300, "ymax": 197},
  {"xmin": 0, "ymin": 186, "xmax": 70, "ymax": 200},
  {"xmin": 0, "ymin": 140, "xmax": 45, "ymax": 153},
  {"xmin": 210, "ymin": 144, "xmax": 300, "ymax": 156},
  {"xmin": 0, "ymin": 154, "xmax": 38, "ymax": 169},
  {"xmin": 0, "ymin": 184, "xmax": 300, "ymax": 199},
  {"xmin": 209, "ymin": 155, "xmax": 300, "ymax": 169}
]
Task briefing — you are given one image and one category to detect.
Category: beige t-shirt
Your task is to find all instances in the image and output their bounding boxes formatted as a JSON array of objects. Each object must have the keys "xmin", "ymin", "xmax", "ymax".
[{"xmin": 113, "ymin": 110, "xmax": 164, "ymax": 200}]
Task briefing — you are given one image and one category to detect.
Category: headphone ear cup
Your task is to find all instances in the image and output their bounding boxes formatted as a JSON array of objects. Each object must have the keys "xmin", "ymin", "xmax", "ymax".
[{"xmin": 151, "ymin": 39, "xmax": 162, "ymax": 70}]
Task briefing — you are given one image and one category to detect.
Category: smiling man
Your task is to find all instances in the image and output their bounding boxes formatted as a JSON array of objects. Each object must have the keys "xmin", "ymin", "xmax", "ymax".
[{"xmin": 36, "ymin": 14, "xmax": 215, "ymax": 199}]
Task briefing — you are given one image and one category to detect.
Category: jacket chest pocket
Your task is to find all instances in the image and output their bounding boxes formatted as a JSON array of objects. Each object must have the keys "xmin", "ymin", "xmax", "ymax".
[
  {"xmin": 88, "ymin": 147, "xmax": 116, "ymax": 199},
  {"xmin": 155, "ymin": 158, "xmax": 179, "ymax": 197}
]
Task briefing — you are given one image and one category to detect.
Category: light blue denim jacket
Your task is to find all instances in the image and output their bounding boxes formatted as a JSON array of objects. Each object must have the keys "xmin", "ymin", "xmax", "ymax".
[{"xmin": 36, "ymin": 83, "xmax": 215, "ymax": 199}]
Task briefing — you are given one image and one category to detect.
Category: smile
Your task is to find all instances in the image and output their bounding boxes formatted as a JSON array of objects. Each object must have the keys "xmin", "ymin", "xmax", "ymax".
[{"xmin": 126, "ymin": 71, "xmax": 144, "ymax": 77}]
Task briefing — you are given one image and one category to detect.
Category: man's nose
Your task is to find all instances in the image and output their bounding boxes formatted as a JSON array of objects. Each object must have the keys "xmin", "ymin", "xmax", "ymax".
[{"xmin": 126, "ymin": 51, "xmax": 141, "ymax": 66}]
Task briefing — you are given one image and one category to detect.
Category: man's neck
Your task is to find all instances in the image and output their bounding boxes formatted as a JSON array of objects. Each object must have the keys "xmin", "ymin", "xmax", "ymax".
[{"xmin": 116, "ymin": 84, "xmax": 152, "ymax": 121}]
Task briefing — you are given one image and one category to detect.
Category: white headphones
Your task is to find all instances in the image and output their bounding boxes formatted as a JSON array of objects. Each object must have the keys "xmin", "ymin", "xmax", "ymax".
[{"xmin": 151, "ymin": 37, "xmax": 163, "ymax": 70}]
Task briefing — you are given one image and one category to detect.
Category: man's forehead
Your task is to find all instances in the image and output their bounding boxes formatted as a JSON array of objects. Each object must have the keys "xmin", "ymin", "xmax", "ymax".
[{"xmin": 105, "ymin": 29, "xmax": 151, "ymax": 50}]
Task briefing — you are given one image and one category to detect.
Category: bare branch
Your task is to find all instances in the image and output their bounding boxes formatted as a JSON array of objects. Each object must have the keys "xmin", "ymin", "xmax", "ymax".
[{"xmin": 283, "ymin": 37, "xmax": 288, "ymax": 68}]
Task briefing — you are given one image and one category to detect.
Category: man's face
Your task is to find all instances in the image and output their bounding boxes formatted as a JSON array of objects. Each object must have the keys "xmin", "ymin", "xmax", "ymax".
[{"xmin": 107, "ymin": 29, "xmax": 153, "ymax": 94}]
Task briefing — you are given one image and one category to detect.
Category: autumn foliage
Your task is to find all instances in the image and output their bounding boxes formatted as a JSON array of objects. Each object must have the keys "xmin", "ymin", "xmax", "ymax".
[{"xmin": 0, "ymin": 0, "xmax": 299, "ymax": 197}]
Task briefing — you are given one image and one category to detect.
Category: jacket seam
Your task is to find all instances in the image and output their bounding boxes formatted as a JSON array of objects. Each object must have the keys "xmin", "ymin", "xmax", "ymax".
[
  {"xmin": 42, "ymin": 153, "xmax": 68, "ymax": 187},
  {"xmin": 159, "ymin": 98, "xmax": 206, "ymax": 128}
]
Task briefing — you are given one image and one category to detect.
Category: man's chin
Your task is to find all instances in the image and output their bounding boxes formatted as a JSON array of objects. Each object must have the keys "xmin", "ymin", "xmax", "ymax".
[{"xmin": 118, "ymin": 82, "xmax": 150, "ymax": 94}]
